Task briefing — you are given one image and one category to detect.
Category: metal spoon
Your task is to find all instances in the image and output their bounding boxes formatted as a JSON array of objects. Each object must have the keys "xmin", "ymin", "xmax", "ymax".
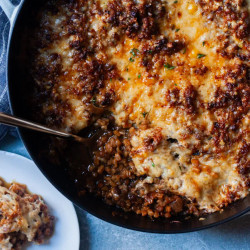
[{"xmin": 0, "ymin": 112, "xmax": 101, "ymax": 143}]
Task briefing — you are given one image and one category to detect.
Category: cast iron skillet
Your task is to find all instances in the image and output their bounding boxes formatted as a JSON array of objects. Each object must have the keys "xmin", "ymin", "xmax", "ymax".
[{"xmin": 2, "ymin": 0, "xmax": 250, "ymax": 233}]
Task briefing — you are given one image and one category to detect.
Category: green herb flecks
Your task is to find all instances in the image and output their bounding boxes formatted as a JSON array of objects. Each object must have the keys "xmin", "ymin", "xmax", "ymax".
[
  {"xmin": 138, "ymin": 73, "xmax": 141, "ymax": 79},
  {"xmin": 197, "ymin": 54, "xmax": 206, "ymax": 59},
  {"xmin": 164, "ymin": 63, "xmax": 176, "ymax": 70},
  {"xmin": 202, "ymin": 41, "xmax": 205, "ymax": 47},
  {"xmin": 152, "ymin": 162, "xmax": 155, "ymax": 167},
  {"xmin": 175, "ymin": 28, "xmax": 180, "ymax": 32},
  {"xmin": 129, "ymin": 48, "xmax": 139, "ymax": 62},
  {"xmin": 91, "ymin": 97, "xmax": 97, "ymax": 106},
  {"xmin": 142, "ymin": 111, "xmax": 148, "ymax": 118},
  {"xmin": 130, "ymin": 48, "xmax": 139, "ymax": 57},
  {"xmin": 174, "ymin": 0, "xmax": 178, "ymax": 3}
]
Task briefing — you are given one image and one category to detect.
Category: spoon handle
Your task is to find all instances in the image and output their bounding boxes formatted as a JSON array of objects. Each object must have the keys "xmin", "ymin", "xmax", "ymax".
[{"xmin": 0, "ymin": 112, "xmax": 84, "ymax": 142}]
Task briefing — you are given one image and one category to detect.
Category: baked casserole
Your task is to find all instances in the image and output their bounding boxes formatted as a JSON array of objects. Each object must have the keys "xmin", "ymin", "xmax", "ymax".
[{"xmin": 29, "ymin": 0, "xmax": 249, "ymax": 219}]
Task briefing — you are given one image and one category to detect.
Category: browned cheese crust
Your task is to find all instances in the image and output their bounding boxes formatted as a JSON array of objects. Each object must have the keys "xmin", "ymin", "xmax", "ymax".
[{"xmin": 29, "ymin": 0, "xmax": 249, "ymax": 219}]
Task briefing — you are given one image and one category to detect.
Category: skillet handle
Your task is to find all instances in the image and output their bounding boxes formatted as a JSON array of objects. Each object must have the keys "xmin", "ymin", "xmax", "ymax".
[{"xmin": 0, "ymin": 0, "xmax": 18, "ymax": 21}]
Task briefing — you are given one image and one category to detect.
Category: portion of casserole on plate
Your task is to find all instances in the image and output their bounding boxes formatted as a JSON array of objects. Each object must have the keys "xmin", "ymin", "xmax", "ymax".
[
  {"xmin": 29, "ymin": 0, "xmax": 249, "ymax": 218},
  {"xmin": 0, "ymin": 179, "xmax": 54, "ymax": 250}
]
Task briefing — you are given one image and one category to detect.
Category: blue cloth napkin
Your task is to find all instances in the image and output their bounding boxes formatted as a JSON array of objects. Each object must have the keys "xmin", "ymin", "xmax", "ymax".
[{"xmin": 0, "ymin": 9, "xmax": 16, "ymax": 140}]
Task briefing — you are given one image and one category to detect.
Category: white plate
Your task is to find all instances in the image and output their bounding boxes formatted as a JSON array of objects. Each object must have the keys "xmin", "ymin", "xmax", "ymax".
[{"xmin": 0, "ymin": 151, "xmax": 80, "ymax": 250}]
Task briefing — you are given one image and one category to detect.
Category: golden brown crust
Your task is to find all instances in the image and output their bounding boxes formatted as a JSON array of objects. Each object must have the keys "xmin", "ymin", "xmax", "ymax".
[{"xmin": 28, "ymin": 0, "xmax": 249, "ymax": 218}]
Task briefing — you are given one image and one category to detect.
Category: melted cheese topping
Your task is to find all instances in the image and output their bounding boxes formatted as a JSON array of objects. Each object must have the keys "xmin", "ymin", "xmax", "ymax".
[{"xmin": 31, "ymin": 0, "xmax": 249, "ymax": 213}]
